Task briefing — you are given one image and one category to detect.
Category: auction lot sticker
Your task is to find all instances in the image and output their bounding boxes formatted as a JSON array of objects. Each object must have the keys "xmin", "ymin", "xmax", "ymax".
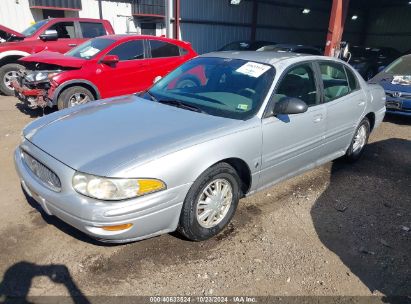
[{"xmin": 236, "ymin": 62, "xmax": 271, "ymax": 78}]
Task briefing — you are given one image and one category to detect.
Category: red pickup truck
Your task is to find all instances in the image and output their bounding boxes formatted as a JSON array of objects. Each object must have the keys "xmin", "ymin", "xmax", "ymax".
[{"xmin": 0, "ymin": 18, "xmax": 114, "ymax": 96}]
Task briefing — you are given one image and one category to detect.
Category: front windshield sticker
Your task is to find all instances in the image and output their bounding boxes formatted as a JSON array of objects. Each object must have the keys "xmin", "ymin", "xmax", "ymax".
[
  {"xmin": 392, "ymin": 75, "xmax": 411, "ymax": 86},
  {"xmin": 79, "ymin": 47, "xmax": 100, "ymax": 58},
  {"xmin": 237, "ymin": 104, "xmax": 249, "ymax": 110},
  {"xmin": 236, "ymin": 62, "xmax": 271, "ymax": 78}
]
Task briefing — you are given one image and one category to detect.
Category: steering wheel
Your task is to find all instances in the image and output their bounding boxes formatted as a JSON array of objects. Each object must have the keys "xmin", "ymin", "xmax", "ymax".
[{"xmin": 237, "ymin": 88, "xmax": 256, "ymax": 98}]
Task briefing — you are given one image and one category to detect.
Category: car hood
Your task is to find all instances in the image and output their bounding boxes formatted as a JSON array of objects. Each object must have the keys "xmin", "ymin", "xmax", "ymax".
[
  {"xmin": 24, "ymin": 95, "xmax": 241, "ymax": 176},
  {"xmin": 370, "ymin": 72, "xmax": 411, "ymax": 92},
  {"xmin": 20, "ymin": 51, "xmax": 85, "ymax": 68},
  {"xmin": 0, "ymin": 24, "xmax": 24, "ymax": 41}
]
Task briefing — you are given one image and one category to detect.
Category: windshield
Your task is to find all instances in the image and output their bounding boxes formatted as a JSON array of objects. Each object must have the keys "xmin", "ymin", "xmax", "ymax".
[
  {"xmin": 66, "ymin": 38, "xmax": 115, "ymax": 60},
  {"xmin": 144, "ymin": 57, "xmax": 275, "ymax": 120},
  {"xmin": 21, "ymin": 20, "xmax": 49, "ymax": 37},
  {"xmin": 384, "ymin": 56, "xmax": 411, "ymax": 75}
]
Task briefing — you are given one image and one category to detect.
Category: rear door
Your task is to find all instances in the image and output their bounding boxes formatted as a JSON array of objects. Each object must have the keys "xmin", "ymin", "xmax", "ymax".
[
  {"xmin": 260, "ymin": 62, "xmax": 327, "ymax": 187},
  {"xmin": 316, "ymin": 61, "xmax": 366, "ymax": 155},
  {"xmin": 96, "ymin": 39, "xmax": 150, "ymax": 97},
  {"xmin": 145, "ymin": 39, "xmax": 188, "ymax": 80}
]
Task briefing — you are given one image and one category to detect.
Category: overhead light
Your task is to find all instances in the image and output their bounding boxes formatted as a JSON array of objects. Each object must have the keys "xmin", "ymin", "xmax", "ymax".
[
  {"xmin": 230, "ymin": 0, "xmax": 241, "ymax": 5},
  {"xmin": 302, "ymin": 8, "xmax": 311, "ymax": 14},
  {"xmin": 409, "ymin": 1, "xmax": 411, "ymax": 4},
  {"xmin": 351, "ymin": 15, "xmax": 358, "ymax": 20}
]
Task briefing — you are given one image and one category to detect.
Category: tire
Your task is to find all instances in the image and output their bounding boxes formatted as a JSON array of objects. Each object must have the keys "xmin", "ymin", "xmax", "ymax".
[
  {"xmin": 57, "ymin": 86, "xmax": 95, "ymax": 110},
  {"xmin": 0, "ymin": 63, "xmax": 24, "ymax": 96},
  {"xmin": 345, "ymin": 117, "xmax": 371, "ymax": 162},
  {"xmin": 178, "ymin": 162, "xmax": 242, "ymax": 241}
]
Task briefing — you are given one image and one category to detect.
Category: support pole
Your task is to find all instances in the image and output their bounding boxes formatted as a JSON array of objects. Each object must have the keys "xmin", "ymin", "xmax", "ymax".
[
  {"xmin": 324, "ymin": 0, "xmax": 350, "ymax": 57},
  {"xmin": 174, "ymin": 0, "xmax": 180, "ymax": 40},
  {"xmin": 98, "ymin": 0, "xmax": 103, "ymax": 19},
  {"xmin": 165, "ymin": 0, "xmax": 173, "ymax": 38}
]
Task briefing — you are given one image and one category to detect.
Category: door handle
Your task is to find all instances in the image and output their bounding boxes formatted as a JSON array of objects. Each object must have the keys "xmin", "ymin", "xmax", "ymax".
[
  {"xmin": 358, "ymin": 100, "xmax": 366, "ymax": 106},
  {"xmin": 313, "ymin": 114, "xmax": 323, "ymax": 123},
  {"xmin": 68, "ymin": 43, "xmax": 77, "ymax": 47}
]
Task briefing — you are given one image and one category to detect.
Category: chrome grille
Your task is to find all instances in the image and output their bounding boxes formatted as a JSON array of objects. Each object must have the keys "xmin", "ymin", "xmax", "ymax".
[{"xmin": 22, "ymin": 152, "xmax": 61, "ymax": 192}]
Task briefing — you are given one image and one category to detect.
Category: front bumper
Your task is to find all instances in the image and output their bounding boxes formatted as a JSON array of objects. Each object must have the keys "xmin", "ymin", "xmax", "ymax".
[
  {"xmin": 385, "ymin": 94, "xmax": 411, "ymax": 116},
  {"xmin": 14, "ymin": 140, "xmax": 190, "ymax": 243},
  {"xmin": 12, "ymin": 78, "xmax": 56, "ymax": 109}
]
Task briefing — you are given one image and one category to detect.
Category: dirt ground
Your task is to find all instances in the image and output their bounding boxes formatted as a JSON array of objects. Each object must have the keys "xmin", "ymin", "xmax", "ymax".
[{"xmin": 0, "ymin": 96, "xmax": 409, "ymax": 302}]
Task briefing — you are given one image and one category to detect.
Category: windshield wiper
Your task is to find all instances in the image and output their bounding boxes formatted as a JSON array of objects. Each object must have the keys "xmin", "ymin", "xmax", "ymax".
[
  {"xmin": 142, "ymin": 90, "xmax": 158, "ymax": 102},
  {"xmin": 158, "ymin": 99, "xmax": 207, "ymax": 114}
]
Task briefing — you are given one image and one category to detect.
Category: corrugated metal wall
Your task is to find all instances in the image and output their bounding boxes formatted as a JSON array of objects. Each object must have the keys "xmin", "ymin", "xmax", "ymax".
[
  {"xmin": 364, "ymin": 6, "xmax": 411, "ymax": 51},
  {"xmin": 180, "ymin": 0, "xmax": 252, "ymax": 54}
]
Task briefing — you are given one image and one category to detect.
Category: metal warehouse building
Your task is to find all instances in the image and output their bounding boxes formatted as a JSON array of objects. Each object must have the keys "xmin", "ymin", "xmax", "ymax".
[{"xmin": 1, "ymin": 0, "xmax": 410, "ymax": 54}]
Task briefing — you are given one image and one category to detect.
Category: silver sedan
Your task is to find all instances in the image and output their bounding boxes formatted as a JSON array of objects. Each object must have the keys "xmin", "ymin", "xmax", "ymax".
[{"xmin": 14, "ymin": 52, "xmax": 386, "ymax": 243}]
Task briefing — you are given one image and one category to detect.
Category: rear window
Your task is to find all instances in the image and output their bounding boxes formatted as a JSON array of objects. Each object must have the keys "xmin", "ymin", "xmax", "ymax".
[
  {"xmin": 150, "ymin": 40, "xmax": 180, "ymax": 58},
  {"xmin": 80, "ymin": 22, "xmax": 106, "ymax": 38}
]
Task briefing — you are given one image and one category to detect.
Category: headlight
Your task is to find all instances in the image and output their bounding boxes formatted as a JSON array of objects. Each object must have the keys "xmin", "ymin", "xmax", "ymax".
[
  {"xmin": 72, "ymin": 172, "xmax": 166, "ymax": 201},
  {"xmin": 25, "ymin": 70, "xmax": 61, "ymax": 82}
]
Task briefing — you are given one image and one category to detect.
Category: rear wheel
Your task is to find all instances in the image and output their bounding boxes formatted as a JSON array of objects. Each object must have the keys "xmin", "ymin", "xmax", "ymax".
[
  {"xmin": 57, "ymin": 86, "xmax": 95, "ymax": 110},
  {"xmin": 345, "ymin": 117, "xmax": 370, "ymax": 162},
  {"xmin": 178, "ymin": 162, "xmax": 241, "ymax": 241},
  {"xmin": 0, "ymin": 63, "xmax": 24, "ymax": 96}
]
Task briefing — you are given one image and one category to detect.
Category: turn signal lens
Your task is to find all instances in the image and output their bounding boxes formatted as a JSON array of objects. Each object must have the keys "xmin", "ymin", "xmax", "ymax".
[
  {"xmin": 101, "ymin": 223, "xmax": 133, "ymax": 231},
  {"xmin": 138, "ymin": 179, "xmax": 166, "ymax": 195}
]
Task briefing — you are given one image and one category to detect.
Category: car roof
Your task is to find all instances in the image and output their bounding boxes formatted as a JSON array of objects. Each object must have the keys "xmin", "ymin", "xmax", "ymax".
[
  {"xmin": 99, "ymin": 34, "xmax": 187, "ymax": 44},
  {"xmin": 201, "ymin": 51, "xmax": 322, "ymax": 65}
]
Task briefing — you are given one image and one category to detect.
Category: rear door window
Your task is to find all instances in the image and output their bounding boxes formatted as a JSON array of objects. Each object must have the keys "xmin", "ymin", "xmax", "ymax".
[
  {"xmin": 108, "ymin": 40, "xmax": 145, "ymax": 61},
  {"xmin": 319, "ymin": 62, "xmax": 350, "ymax": 102},
  {"xmin": 344, "ymin": 66, "xmax": 360, "ymax": 91},
  {"xmin": 80, "ymin": 22, "xmax": 106, "ymax": 38},
  {"xmin": 149, "ymin": 40, "xmax": 180, "ymax": 58}
]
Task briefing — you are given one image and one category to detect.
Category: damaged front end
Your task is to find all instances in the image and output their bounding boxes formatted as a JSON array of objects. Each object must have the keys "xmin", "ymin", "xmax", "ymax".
[{"xmin": 12, "ymin": 61, "xmax": 72, "ymax": 109}]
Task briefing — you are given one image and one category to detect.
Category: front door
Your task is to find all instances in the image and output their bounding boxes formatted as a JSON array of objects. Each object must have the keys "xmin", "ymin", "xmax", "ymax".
[
  {"xmin": 96, "ymin": 39, "xmax": 151, "ymax": 97},
  {"xmin": 260, "ymin": 62, "xmax": 327, "ymax": 188}
]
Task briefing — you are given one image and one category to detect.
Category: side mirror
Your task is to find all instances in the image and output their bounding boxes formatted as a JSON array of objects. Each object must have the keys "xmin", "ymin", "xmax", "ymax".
[
  {"xmin": 153, "ymin": 76, "xmax": 162, "ymax": 84},
  {"xmin": 273, "ymin": 97, "xmax": 308, "ymax": 115},
  {"xmin": 39, "ymin": 30, "xmax": 58, "ymax": 41},
  {"xmin": 101, "ymin": 54, "xmax": 119, "ymax": 65}
]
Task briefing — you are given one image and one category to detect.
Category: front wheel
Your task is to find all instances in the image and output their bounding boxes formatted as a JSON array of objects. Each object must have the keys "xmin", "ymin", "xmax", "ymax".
[
  {"xmin": 0, "ymin": 63, "xmax": 24, "ymax": 96},
  {"xmin": 57, "ymin": 86, "xmax": 95, "ymax": 110},
  {"xmin": 178, "ymin": 162, "xmax": 241, "ymax": 241},
  {"xmin": 345, "ymin": 117, "xmax": 370, "ymax": 162}
]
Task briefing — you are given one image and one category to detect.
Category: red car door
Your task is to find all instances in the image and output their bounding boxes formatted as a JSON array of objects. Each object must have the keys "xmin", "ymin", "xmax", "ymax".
[
  {"xmin": 95, "ymin": 39, "xmax": 151, "ymax": 98},
  {"xmin": 40, "ymin": 21, "xmax": 83, "ymax": 53},
  {"xmin": 145, "ymin": 39, "xmax": 189, "ymax": 80}
]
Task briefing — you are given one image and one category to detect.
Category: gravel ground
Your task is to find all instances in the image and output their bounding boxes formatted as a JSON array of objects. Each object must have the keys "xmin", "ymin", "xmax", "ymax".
[{"xmin": 0, "ymin": 96, "xmax": 409, "ymax": 302}]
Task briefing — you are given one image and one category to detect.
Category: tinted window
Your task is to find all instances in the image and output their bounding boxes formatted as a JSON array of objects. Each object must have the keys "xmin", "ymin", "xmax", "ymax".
[
  {"xmin": 275, "ymin": 64, "xmax": 318, "ymax": 106},
  {"xmin": 47, "ymin": 22, "xmax": 76, "ymax": 39},
  {"xmin": 80, "ymin": 22, "xmax": 106, "ymax": 38},
  {"xmin": 150, "ymin": 40, "xmax": 180, "ymax": 58},
  {"xmin": 384, "ymin": 56, "xmax": 411, "ymax": 75},
  {"xmin": 344, "ymin": 66, "xmax": 359, "ymax": 91},
  {"xmin": 319, "ymin": 62, "xmax": 350, "ymax": 102},
  {"xmin": 66, "ymin": 38, "xmax": 115, "ymax": 60},
  {"xmin": 108, "ymin": 40, "xmax": 145, "ymax": 61}
]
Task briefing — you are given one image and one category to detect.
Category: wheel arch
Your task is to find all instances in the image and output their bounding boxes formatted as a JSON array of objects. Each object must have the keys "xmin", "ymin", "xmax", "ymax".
[
  {"xmin": 365, "ymin": 112, "xmax": 376, "ymax": 131},
  {"xmin": 53, "ymin": 80, "xmax": 101, "ymax": 104},
  {"xmin": 209, "ymin": 157, "xmax": 252, "ymax": 197},
  {"xmin": 0, "ymin": 51, "xmax": 30, "ymax": 66}
]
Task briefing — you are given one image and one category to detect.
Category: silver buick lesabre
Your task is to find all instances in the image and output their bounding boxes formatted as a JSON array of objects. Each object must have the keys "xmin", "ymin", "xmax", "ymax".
[{"xmin": 15, "ymin": 52, "xmax": 386, "ymax": 243}]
